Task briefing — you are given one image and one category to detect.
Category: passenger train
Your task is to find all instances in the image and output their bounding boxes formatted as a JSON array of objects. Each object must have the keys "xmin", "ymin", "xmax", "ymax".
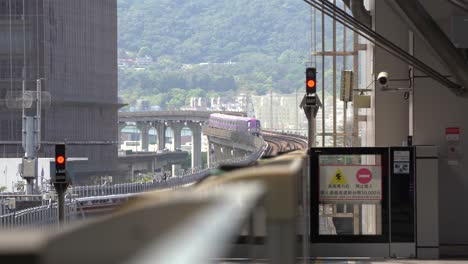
[{"xmin": 208, "ymin": 113, "xmax": 261, "ymax": 136}]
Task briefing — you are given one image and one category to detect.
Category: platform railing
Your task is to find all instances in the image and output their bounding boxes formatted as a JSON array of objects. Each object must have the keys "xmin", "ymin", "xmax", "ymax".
[
  {"xmin": 0, "ymin": 182, "xmax": 265, "ymax": 264},
  {"xmin": 0, "ymin": 150, "xmax": 305, "ymax": 263},
  {"xmin": 197, "ymin": 151, "xmax": 306, "ymax": 264}
]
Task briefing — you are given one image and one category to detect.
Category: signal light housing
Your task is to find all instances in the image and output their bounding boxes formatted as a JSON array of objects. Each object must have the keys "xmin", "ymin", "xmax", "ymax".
[
  {"xmin": 306, "ymin": 67, "xmax": 317, "ymax": 95},
  {"xmin": 55, "ymin": 144, "xmax": 66, "ymax": 181}
]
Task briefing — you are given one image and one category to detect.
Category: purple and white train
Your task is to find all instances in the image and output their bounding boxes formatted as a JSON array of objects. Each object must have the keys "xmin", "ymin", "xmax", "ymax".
[{"xmin": 208, "ymin": 113, "xmax": 261, "ymax": 136}]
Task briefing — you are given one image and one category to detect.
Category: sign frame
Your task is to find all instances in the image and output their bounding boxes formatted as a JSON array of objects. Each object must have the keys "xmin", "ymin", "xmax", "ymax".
[{"xmin": 309, "ymin": 147, "xmax": 390, "ymax": 244}]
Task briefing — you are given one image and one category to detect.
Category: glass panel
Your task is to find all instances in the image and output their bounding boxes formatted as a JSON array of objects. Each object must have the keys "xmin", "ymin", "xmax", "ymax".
[{"xmin": 318, "ymin": 154, "xmax": 382, "ymax": 236}]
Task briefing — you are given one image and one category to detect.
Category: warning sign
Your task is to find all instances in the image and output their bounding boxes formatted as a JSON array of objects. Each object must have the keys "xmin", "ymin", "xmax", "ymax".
[
  {"xmin": 330, "ymin": 169, "xmax": 347, "ymax": 185},
  {"xmin": 356, "ymin": 168, "xmax": 372, "ymax": 184},
  {"xmin": 319, "ymin": 165, "xmax": 382, "ymax": 203}
]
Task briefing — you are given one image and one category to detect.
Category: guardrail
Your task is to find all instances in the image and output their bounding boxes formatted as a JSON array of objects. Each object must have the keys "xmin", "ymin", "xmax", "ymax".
[
  {"xmin": 70, "ymin": 142, "xmax": 267, "ymax": 199},
  {"xmin": 0, "ymin": 182, "xmax": 265, "ymax": 264},
  {"xmin": 0, "ymin": 202, "xmax": 78, "ymax": 230},
  {"xmin": 197, "ymin": 151, "xmax": 306, "ymax": 264},
  {"xmin": 0, "ymin": 195, "xmax": 44, "ymax": 215}
]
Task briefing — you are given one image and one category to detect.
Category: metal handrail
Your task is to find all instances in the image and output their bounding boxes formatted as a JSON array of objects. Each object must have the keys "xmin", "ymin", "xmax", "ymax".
[{"xmin": 0, "ymin": 182, "xmax": 265, "ymax": 264}]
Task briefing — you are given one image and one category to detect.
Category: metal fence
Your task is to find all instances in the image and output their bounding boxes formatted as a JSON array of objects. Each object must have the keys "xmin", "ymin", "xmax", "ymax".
[
  {"xmin": 0, "ymin": 202, "xmax": 77, "ymax": 230},
  {"xmin": 70, "ymin": 169, "xmax": 211, "ymax": 198},
  {"xmin": 0, "ymin": 195, "xmax": 44, "ymax": 215},
  {"xmin": 69, "ymin": 147, "xmax": 266, "ymax": 198},
  {"xmin": 0, "ymin": 142, "xmax": 268, "ymax": 229}
]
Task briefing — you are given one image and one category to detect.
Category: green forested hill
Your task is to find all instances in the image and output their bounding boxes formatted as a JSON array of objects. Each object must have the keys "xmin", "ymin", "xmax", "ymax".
[{"xmin": 118, "ymin": 0, "xmax": 318, "ymax": 109}]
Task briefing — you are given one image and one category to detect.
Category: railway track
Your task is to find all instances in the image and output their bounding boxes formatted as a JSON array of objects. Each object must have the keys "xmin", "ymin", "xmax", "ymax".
[{"xmin": 262, "ymin": 131, "xmax": 308, "ymax": 157}]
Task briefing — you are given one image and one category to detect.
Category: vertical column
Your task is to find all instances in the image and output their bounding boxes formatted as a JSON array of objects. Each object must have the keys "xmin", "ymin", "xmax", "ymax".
[
  {"xmin": 129, "ymin": 164, "xmax": 135, "ymax": 182},
  {"xmin": 171, "ymin": 123, "xmax": 183, "ymax": 175},
  {"xmin": 149, "ymin": 159, "xmax": 155, "ymax": 173},
  {"xmin": 191, "ymin": 123, "xmax": 202, "ymax": 169},
  {"xmin": 137, "ymin": 122, "xmax": 151, "ymax": 152},
  {"xmin": 118, "ymin": 122, "xmax": 127, "ymax": 150},
  {"xmin": 172, "ymin": 164, "xmax": 182, "ymax": 177},
  {"xmin": 171, "ymin": 124, "xmax": 182, "ymax": 151},
  {"xmin": 155, "ymin": 122, "xmax": 166, "ymax": 151},
  {"xmin": 207, "ymin": 138, "xmax": 214, "ymax": 168}
]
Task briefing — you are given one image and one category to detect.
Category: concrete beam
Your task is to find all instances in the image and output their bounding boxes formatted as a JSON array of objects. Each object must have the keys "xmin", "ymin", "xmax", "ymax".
[
  {"xmin": 208, "ymin": 136, "xmax": 257, "ymax": 153},
  {"xmin": 387, "ymin": 0, "xmax": 468, "ymax": 96},
  {"xmin": 349, "ymin": 0, "xmax": 372, "ymax": 28}
]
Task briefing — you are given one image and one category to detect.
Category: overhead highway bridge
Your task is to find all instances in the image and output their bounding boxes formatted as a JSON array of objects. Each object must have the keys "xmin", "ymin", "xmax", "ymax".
[{"xmin": 118, "ymin": 111, "xmax": 246, "ymax": 170}]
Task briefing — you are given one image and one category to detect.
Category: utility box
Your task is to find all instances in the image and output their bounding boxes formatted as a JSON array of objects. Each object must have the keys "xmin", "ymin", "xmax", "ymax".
[
  {"xmin": 340, "ymin": 70, "xmax": 354, "ymax": 102},
  {"xmin": 6, "ymin": 198, "xmax": 16, "ymax": 210},
  {"xmin": 354, "ymin": 95, "xmax": 371, "ymax": 108},
  {"xmin": 21, "ymin": 158, "xmax": 36, "ymax": 179}
]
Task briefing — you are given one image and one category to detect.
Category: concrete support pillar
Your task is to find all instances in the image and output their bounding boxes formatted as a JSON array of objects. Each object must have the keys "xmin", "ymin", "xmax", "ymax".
[
  {"xmin": 190, "ymin": 123, "xmax": 202, "ymax": 169},
  {"xmin": 129, "ymin": 164, "xmax": 135, "ymax": 182},
  {"xmin": 172, "ymin": 164, "xmax": 182, "ymax": 177},
  {"xmin": 171, "ymin": 124, "xmax": 183, "ymax": 151},
  {"xmin": 207, "ymin": 139, "xmax": 214, "ymax": 168},
  {"xmin": 215, "ymin": 146, "xmax": 224, "ymax": 163},
  {"xmin": 137, "ymin": 122, "xmax": 152, "ymax": 151},
  {"xmin": 155, "ymin": 122, "xmax": 166, "ymax": 151},
  {"xmin": 118, "ymin": 122, "xmax": 127, "ymax": 150}
]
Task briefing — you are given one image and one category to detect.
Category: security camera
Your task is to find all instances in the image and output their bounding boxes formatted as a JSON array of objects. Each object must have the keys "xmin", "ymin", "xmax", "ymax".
[{"xmin": 377, "ymin": 72, "xmax": 389, "ymax": 88}]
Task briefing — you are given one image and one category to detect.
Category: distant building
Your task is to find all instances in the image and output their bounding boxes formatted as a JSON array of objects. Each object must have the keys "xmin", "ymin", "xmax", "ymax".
[
  {"xmin": 135, "ymin": 56, "xmax": 153, "ymax": 67},
  {"xmin": 150, "ymin": 105, "xmax": 161, "ymax": 111},
  {"xmin": 252, "ymin": 93, "xmax": 307, "ymax": 131},
  {"xmin": 118, "ymin": 56, "xmax": 153, "ymax": 69},
  {"xmin": 135, "ymin": 99, "xmax": 151, "ymax": 112},
  {"xmin": 181, "ymin": 97, "xmax": 208, "ymax": 111},
  {"xmin": 0, "ymin": 0, "xmax": 119, "ymax": 183}
]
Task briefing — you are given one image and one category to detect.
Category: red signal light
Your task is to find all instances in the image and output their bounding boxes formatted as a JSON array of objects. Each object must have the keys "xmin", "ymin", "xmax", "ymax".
[
  {"xmin": 56, "ymin": 155, "xmax": 65, "ymax": 164},
  {"xmin": 307, "ymin": 80, "xmax": 316, "ymax": 88}
]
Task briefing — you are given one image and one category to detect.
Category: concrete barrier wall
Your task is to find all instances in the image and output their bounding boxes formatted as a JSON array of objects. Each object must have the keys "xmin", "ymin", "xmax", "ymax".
[{"xmin": 202, "ymin": 126, "xmax": 264, "ymax": 150}]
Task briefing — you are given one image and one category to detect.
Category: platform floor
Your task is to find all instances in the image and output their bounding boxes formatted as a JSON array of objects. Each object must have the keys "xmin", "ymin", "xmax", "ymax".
[
  {"xmin": 221, "ymin": 260, "xmax": 468, "ymax": 264},
  {"xmin": 307, "ymin": 261, "xmax": 468, "ymax": 264}
]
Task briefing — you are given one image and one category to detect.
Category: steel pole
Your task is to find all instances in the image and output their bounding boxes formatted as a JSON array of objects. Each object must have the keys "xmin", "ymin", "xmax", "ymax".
[
  {"xmin": 54, "ymin": 183, "xmax": 69, "ymax": 223},
  {"xmin": 58, "ymin": 188, "xmax": 65, "ymax": 223},
  {"xmin": 307, "ymin": 106, "xmax": 316, "ymax": 148}
]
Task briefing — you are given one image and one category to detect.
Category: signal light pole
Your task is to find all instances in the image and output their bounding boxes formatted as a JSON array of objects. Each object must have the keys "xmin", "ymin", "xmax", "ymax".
[
  {"xmin": 301, "ymin": 67, "xmax": 322, "ymax": 148},
  {"xmin": 20, "ymin": 79, "xmax": 43, "ymax": 194},
  {"xmin": 300, "ymin": 67, "xmax": 321, "ymax": 264}
]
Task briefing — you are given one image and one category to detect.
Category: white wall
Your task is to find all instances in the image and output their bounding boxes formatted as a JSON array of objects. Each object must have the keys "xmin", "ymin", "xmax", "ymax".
[
  {"xmin": 411, "ymin": 0, "xmax": 468, "ymax": 246},
  {"xmin": 374, "ymin": 0, "xmax": 468, "ymax": 248},
  {"xmin": 374, "ymin": 0, "xmax": 410, "ymax": 146},
  {"xmin": 0, "ymin": 158, "xmax": 52, "ymax": 192}
]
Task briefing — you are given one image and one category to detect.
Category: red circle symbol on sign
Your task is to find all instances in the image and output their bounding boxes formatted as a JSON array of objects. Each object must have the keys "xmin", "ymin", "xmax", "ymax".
[{"xmin": 356, "ymin": 168, "xmax": 372, "ymax": 184}]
